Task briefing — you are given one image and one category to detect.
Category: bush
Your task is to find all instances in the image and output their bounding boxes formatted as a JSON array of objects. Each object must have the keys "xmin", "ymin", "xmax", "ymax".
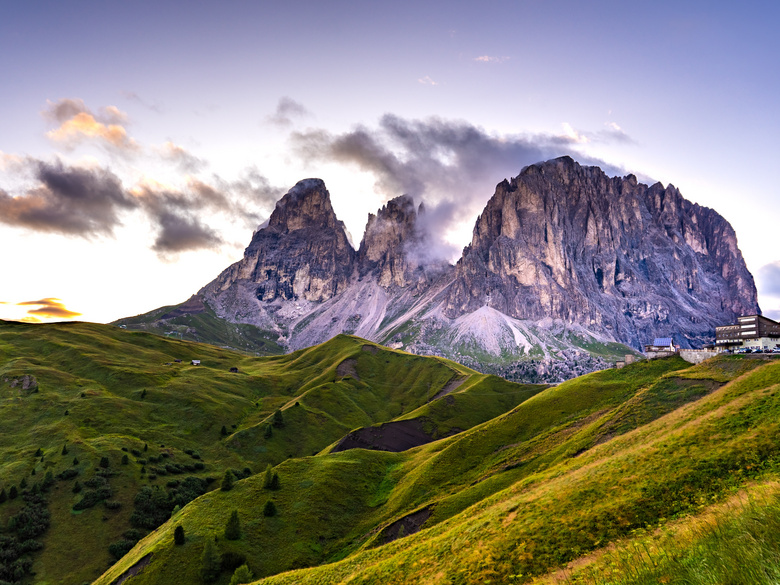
[
  {"xmin": 174, "ymin": 524, "xmax": 185, "ymax": 545},
  {"xmin": 221, "ymin": 470, "xmax": 235, "ymax": 491},
  {"xmin": 108, "ymin": 539, "xmax": 135, "ymax": 560},
  {"xmin": 104, "ymin": 500, "xmax": 122, "ymax": 510},
  {"xmin": 224, "ymin": 510, "xmax": 241, "ymax": 540},
  {"xmin": 99, "ymin": 456, "xmax": 110, "ymax": 468},
  {"xmin": 57, "ymin": 469, "xmax": 78, "ymax": 481},
  {"xmin": 200, "ymin": 536, "xmax": 221, "ymax": 583},
  {"xmin": 9, "ymin": 486, "xmax": 18, "ymax": 500},
  {"xmin": 263, "ymin": 500, "xmax": 277, "ymax": 517},
  {"xmin": 121, "ymin": 454, "xmax": 129, "ymax": 465},
  {"xmin": 229, "ymin": 563, "xmax": 254, "ymax": 585},
  {"xmin": 72, "ymin": 481, "xmax": 82, "ymax": 494}
]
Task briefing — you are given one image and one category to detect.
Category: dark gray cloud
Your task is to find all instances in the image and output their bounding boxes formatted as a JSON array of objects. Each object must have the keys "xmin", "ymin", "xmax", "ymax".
[
  {"xmin": 758, "ymin": 262, "xmax": 780, "ymax": 297},
  {"xmin": 291, "ymin": 114, "xmax": 632, "ymax": 261},
  {"xmin": 267, "ymin": 97, "xmax": 311, "ymax": 127},
  {"xmin": 0, "ymin": 160, "xmax": 136, "ymax": 236},
  {"xmin": 151, "ymin": 211, "xmax": 223, "ymax": 254}
]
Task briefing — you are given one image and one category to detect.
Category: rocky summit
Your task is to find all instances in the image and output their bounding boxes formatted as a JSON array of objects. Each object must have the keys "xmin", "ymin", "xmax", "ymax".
[{"xmin": 134, "ymin": 158, "xmax": 759, "ymax": 381}]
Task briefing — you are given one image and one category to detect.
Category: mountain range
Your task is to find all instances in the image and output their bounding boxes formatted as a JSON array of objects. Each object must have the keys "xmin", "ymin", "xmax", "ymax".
[{"xmin": 118, "ymin": 156, "xmax": 760, "ymax": 381}]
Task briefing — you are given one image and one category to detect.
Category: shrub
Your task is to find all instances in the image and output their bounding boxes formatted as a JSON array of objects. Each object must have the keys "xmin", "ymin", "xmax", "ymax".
[
  {"xmin": 57, "ymin": 469, "xmax": 78, "ymax": 481},
  {"xmin": 229, "ymin": 563, "xmax": 254, "ymax": 585},
  {"xmin": 264, "ymin": 424, "xmax": 272, "ymax": 439},
  {"xmin": 0, "ymin": 488, "xmax": 6, "ymax": 504},
  {"xmin": 99, "ymin": 456, "xmax": 110, "ymax": 468},
  {"xmin": 200, "ymin": 536, "xmax": 221, "ymax": 583},
  {"xmin": 224, "ymin": 510, "xmax": 241, "ymax": 540},
  {"xmin": 263, "ymin": 465, "xmax": 273, "ymax": 489},
  {"xmin": 121, "ymin": 454, "xmax": 129, "ymax": 465},
  {"xmin": 108, "ymin": 539, "xmax": 135, "ymax": 560},
  {"xmin": 72, "ymin": 481, "xmax": 82, "ymax": 494},
  {"xmin": 221, "ymin": 425, "xmax": 228, "ymax": 437},
  {"xmin": 221, "ymin": 470, "xmax": 235, "ymax": 491},
  {"xmin": 104, "ymin": 500, "xmax": 122, "ymax": 510},
  {"xmin": 272, "ymin": 408, "xmax": 284, "ymax": 428},
  {"xmin": 9, "ymin": 486, "xmax": 18, "ymax": 499},
  {"xmin": 263, "ymin": 500, "xmax": 277, "ymax": 517},
  {"xmin": 174, "ymin": 524, "xmax": 185, "ymax": 545}
]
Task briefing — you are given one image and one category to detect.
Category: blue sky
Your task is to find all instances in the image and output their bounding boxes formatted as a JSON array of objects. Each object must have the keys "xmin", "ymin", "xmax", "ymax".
[{"xmin": 1, "ymin": 0, "xmax": 778, "ymax": 323}]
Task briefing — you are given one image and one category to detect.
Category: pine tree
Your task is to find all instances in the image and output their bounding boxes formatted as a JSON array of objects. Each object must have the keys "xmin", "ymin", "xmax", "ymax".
[
  {"xmin": 141, "ymin": 388, "xmax": 147, "ymax": 399},
  {"xmin": 42, "ymin": 470, "xmax": 54, "ymax": 490},
  {"xmin": 0, "ymin": 487, "xmax": 6, "ymax": 504},
  {"xmin": 264, "ymin": 424, "xmax": 272, "ymax": 439},
  {"xmin": 100, "ymin": 456, "xmax": 110, "ymax": 468},
  {"xmin": 73, "ymin": 457, "xmax": 79, "ymax": 466},
  {"xmin": 269, "ymin": 472, "xmax": 280, "ymax": 491},
  {"xmin": 121, "ymin": 454, "xmax": 129, "ymax": 465},
  {"xmin": 73, "ymin": 481, "xmax": 82, "ymax": 493},
  {"xmin": 224, "ymin": 510, "xmax": 241, "ymax": 540},
  {"xmin": 221, "ymin": 470, "xmax": 235, "ymax": 491},
  {"xmin": 174, "ymin": 524, "xmax": 185, "ymax": 545},
  {"xmin": 221, "ymin": 425, "xmax": 228, "ymax": 437},
  {"xmin": 263, "ymin": 500, "xmax": 277, "ymax": 517},
  {"xmin": 9, "ymin": 485, "xmax": 18, "ymax": 499},
  {"xmin": 20, "ymin": 477, "xmax": 27, "ymax": 489},
  {"xmin": 143, "ymin": 443, "xmax": 148, "ymax": 452},
  {"xmin": 229, "ymin": 564, "xmax": 254, "ymax": 585},
  {"xmin": 62, "ymin": 443, "xmax": 68, "ymax": 455},
  {"xmin": 200, "ymin": 536, "xmax": 221, "ymax": 583},
  {"xmin": 34, "ymin": 448, "xmax": 42, "ymax": 457},
  {"xmin": 262, "ymin": 464, "xmax": 273, "ymax": 489},
  {"xmin": 272, "ymin": 408, "xmax": 284, "ymax": 428}
]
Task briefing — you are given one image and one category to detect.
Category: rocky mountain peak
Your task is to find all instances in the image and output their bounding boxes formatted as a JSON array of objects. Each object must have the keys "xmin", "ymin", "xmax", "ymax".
[
  {"xmin": 267, "ymin": 178, "xmax": 341, "ymax": 233},
  {"xmin": 358, "ymin": 194, "xmax": 425, "ymax": 287},
  {"xmin": 201, "ymin": 179, "xmax": 355, "ymax": 305},
  {"xmin": 447, "ymin": 158, "xmax": 759, "ymax": 348}
]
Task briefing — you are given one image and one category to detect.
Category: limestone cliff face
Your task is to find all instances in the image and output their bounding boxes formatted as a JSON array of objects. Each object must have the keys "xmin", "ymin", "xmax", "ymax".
[
  {"xmin": 206, "ymin": 179, "xmax": 355, "ymax": 302},
  {"xmin": 357, "ymin": 195, "xmax": 428, "ymax": 288},
  {"xmin": 445, "ymin": 156, "xmax": 760, "ymax": 347}
]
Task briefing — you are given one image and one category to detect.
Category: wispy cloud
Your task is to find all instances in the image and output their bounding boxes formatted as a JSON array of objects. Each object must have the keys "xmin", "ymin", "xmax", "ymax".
[
  {"xmin": 17, "ymin": 298, "xmax": 82, "ymax": 319},
  {"xmin": 473, "ymin": 55, "xmax": 509, "ymax": 63},
  {"xmin": 158, "ymin": 141, "xmax": 206, "ymax": 174},
  {"xmin": 266, "ymin": 97, "xmax": 311, "ymax": 127},
  {"xmin": 417, "ymin": 75, "xmax": 439, "ymax": 86},
  {"xmin": 120, "ymin": 90, "xmax": 163, "ymax": 113}
]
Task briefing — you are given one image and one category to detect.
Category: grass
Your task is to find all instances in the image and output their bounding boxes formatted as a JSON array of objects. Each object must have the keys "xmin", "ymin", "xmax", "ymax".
[{"xmin": 0, "ymin": 320, "xmax": 540, "ymax": 585}]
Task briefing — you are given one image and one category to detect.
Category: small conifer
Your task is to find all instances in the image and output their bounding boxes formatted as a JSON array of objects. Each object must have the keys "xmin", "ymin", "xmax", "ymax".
[
  {"xmin": 9, "ymin": 485, "xmax": 18, "ymax": 499},
  {"xmin": 62, "ymin": 444, "xmax": 68, "ymax": 455},
  {"xmin": 221, "ymin": 470, "xmax": 235, "ymax": 491},
  {"xmin": 224, "ymin": 510, "xmax": 241, "ymax": 540},
  {"xmin": 0, "ymin": 487, "xmax": 6, "ymax": 503},
  {"xmin": 264, "ymin": 424, "xmax": 272, "ymax": 439},
  {"xmin": 121, "ymin": 454, "xmax": 129, "ymax": 465},
  {"xmin": 174, "ymin": 524, "xmax": 185, "ymax": 545},
  {"xmin": 34, "ymin": 448, "xmax": 42, "ymax": 457},
  {"xmin": 269, "ymin": 472, "xmax": 280, "ymax": 491},
  {"xmin": 262, "ymin": 464, "xmax": 273, "ymax": 489},
  {"xmin": 31, "ymin": 468, "xmax": 36, "ymax": 476},
  {"xmin": 263, "ymin": 500, "xmax": 277, "ymax": 517},
  {"xmin": 73, "ymin": 481, "xmax": 82, "ymax": 493},
  {"xmin": 143, "ymin": 443, "xmax": 148, "ymax": 452},
  {"xmin": 20, "ymin": 478, "xmax": 27, "ymax": 489},
  {"xmin": 220, "ymin": 425, "xmax": 228, "ymax": 437},
  {"xmin": 73, "ymin": 456, "xmax": 79, "ymax": 465},
  {"xmin": 272, "ymin": 408, "xmax": 284, "ymax": 428},
  {"xmin": 100, "ymin": 456, "xmax": 110, "ymax": 468},
  {"xmin": 200, "ymin": 536, "xmax": 221, "ymax": 583}
]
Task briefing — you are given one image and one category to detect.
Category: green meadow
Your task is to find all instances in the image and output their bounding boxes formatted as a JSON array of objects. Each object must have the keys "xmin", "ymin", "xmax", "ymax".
[{"xmin": 2, "ymin": 319, "xmax": 780, "ymax": 585}]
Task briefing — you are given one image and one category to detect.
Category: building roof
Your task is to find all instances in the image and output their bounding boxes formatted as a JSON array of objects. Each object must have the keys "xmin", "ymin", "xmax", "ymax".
[{"xmin": 653, "ymin": 338, "xmax": 673, "ymax": 346}]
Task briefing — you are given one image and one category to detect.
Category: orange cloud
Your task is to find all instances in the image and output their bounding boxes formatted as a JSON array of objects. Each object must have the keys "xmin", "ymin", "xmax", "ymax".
[
  {"xmin": 47, "ymin": 111, "xmax": 137, "ymax": 151},
  {"xmin": 17, "ymin": 298, "xmax": 82, "ymax": 319}
]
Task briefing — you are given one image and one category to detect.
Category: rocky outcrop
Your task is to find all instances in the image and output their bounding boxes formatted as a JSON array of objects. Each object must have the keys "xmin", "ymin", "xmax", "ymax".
[
  {"xmin": 444, "ymin": 156, "xmax": 759, "ymax": 348},
  {"xmin": 358, "ymin": 194, "xmax": 425, "ymax": 288},
  {"xmin": 204, "ymin": 179, "xmax": 356, "ymax": 303}
]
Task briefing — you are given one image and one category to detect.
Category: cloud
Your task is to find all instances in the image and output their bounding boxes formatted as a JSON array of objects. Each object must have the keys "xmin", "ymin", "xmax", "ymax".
[
  {"xmin": 266, "ymin": 97, "xmax": 311, "ymax": 127},
  {"xmin": 17, "ymin": 298, "xmax": 82, "ymax": 319},
  {"xmin": 0, "ymin": 160, "xmax": 137, "ymax": 237},
  {"xmin": 150, "ymin": 211, "xmax": 223, "ymax": 255},
  {"xmin": 43, "ymin": 99, "xmax": 137, "ymax": 151},
  {"xmin": 473, "ymin": 55, "xmax": 509, "ymax": 63},
  {"xmin": 120, "ymin": 90, "xmax": 163, "ymax": 113},
  {"xmin": 417, "ymin": 76, "xmax": 438, "ymax": 86},
  {"xmin": 758, "ymin": 261, "xmax": 780, "ymax": 297},
  {"xmin": 291, "ymin": 114, "xmax": 631, "ymax": 263},
  {"xmin": 158, "ymin": 141, "xmax": 206, "ymax": 173}
]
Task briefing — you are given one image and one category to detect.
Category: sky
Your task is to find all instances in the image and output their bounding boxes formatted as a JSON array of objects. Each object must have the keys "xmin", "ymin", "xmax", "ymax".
[{"xmin": 1, "ymin": 0, "xmax": 779, "ymax": 324}]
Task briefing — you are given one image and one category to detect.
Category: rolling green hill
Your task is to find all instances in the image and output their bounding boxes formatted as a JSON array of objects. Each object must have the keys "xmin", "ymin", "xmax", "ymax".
[
  {"xmin": 0, "ymin": 320, "xmax": 541, "ymax": 585},
  {"xmin": 90, "ymin": 351, "xmax": 780, "ymax": 585}
]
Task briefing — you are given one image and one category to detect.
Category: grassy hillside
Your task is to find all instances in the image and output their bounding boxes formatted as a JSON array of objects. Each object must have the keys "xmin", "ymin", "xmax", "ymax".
[
  {"xmin": 88, "ymin": 353, "xmax": 780, "ymax": 585},
  {"xmin": 0, "ymin": 320, "xmax": 539, "ymax": 585}
]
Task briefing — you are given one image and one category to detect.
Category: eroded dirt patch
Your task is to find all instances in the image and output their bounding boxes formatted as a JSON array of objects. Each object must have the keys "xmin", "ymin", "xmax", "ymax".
[
  {"xmin": 332, "ymin": 419, "xmax": 433, "ymax": 453},
  {"xmin": 110, "ymin": 553, "xmax": 153, "ymax": 585},
  {"xmin": 336, "ymin": 358, "xmax": 360, "ymax": 381},
  {"xmin": 431, "ymin": 375, "xmax": 466, "ymax": 401},
  {"xmin": 382, "ymin": 507, "xmax": 432, "ymax": 543}
]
